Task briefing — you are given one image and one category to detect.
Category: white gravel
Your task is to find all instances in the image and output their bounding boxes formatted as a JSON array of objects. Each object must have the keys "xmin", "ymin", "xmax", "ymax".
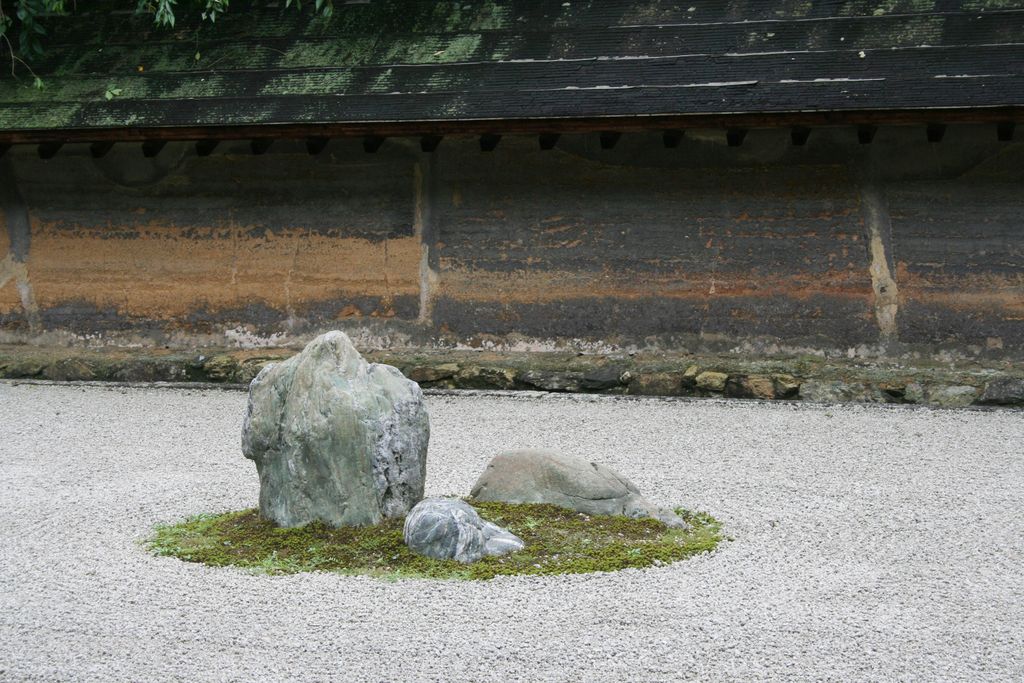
[{"xmin": 1, "ymin": 382, "xmax": 1022, "ymax": 682}]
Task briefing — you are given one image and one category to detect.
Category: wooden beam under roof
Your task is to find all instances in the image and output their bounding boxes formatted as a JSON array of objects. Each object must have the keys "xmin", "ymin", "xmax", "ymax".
[
  {"xmin": 37, "ymin": 142, "xmax": 62, "ymax": 159},
  {"xmin": 599, "ymin": 131, "xmax": 621, "ymax": 149},
  {"xmin": 195, "ymin": 139, "xmax": 219, "ymax": 156},
  {"xmin": 858, "ymin": 124, "xmax": 878, "ymax": 144},
  {"xmin": 250, "ymin": 138, "xmax": 273, "ymax": 155},
  {"xmin": 363, "ymin": 135, "xmax": 386, "ymax": 153},
  {"xmin": 141, "ymin": 140, "xmax": 166, "ymax": 157},
  {"xmin": 662, "ymin": 130, "xmax": 683, "ymax": 148},
  {"xmin": 726, "ymin": 128, "xmax": 747, "ymax": 146},
  {"xmin": 2, "ymin": 108, "xmax": 1021, "ymax": 146},
  {"xmin": 926, "ymin": 123, "xmax": 947, "ymax": 143},
  {"xmin": 90, "ymin": 141, "xmax": 114, "ymax": 158},
  {"xmin": 420, "ymin": 135, "xmax": 442, "ymax": 152},
  {"xmin": 306, "ymin": 136, "xmax": 329, "ymax": 155},
  {"xmin": 538, "ymin": 133, "xmax": 560, "ymax": 150},
  {"xmin": 479, "ymin": 133, "xmax": 501, "ymax": 151}
]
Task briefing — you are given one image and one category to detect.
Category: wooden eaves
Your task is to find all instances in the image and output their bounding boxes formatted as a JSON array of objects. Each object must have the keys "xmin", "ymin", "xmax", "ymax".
[{"xmin": 0, "ymin": 107, "xmax": 1021, "ymax": 147}]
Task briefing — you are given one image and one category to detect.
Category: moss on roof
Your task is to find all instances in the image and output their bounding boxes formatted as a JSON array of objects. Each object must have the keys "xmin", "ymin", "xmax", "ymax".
[{"xmin": 1, "ymin": 0, "xmax": 1022, "ymax": 132}]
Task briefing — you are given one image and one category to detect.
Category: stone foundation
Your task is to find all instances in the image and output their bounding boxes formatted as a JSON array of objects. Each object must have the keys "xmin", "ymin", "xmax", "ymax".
[{"xmin": 2, "ymin": 345, "xmax": 1020, "ymax": 408}]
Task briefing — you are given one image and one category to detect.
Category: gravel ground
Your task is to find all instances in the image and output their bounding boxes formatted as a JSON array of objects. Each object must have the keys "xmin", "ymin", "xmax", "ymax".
[{"xmin": 1, "ymin": 382, "xmax": 1022, "ymax": 682}]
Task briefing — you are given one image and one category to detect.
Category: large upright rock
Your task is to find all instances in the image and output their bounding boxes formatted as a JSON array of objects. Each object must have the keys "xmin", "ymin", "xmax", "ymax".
[
  {"xmin": 242, "ymin": 331, "xmax": 429, "ymax": 528},
  {"xmin": 470, "ymin": 449, "xmax": 686, "ymax": 528}
]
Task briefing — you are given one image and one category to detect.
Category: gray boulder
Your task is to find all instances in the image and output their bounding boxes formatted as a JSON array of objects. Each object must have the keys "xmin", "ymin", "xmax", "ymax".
[
  {"xmin": 978, "ymin": 378, "xmax": 1024, "ymax": 406},
  {"xmin": 470, "ymin": 449, "xmax": 686, "ymax": 528},
  {"xmin": 904, "ymin": 382, "xmax": 979, "ymax": 408},
  {"xmin": 241, "ymin": 331, "xmax": 429, "ymax": 528},
  {"xmin": 403, "ymin": 498, "xmax": 524, "ymax": 563},
  {"xmin": 928, "ymin": 384, "xmax": 979, "ymax": 408}
]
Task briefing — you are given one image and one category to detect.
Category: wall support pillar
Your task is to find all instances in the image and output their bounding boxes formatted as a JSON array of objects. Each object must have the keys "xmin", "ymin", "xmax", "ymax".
[
  {"xmin": 414, "ymin": 153, "xmax": 439, "ymax": 325},
  {"xmin": 0, "ymin": 159, "xmax": 40, "ymax": 333},
  {"xmin": 859, "ymin": 181, "xmax": 900, "ymax": 342}
]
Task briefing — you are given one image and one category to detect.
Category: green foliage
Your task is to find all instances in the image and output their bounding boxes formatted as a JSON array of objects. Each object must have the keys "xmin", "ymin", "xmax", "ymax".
[
  {"xmin": 0, "ymin": 0, "xmax": 65, "ymax": 67},
  {"xmin": 146, "ymin": 501, "xmax": 724, "ymax": 581},
  {"xmin": 0, "ymin": 0, "xmax": 334, "ymax": 78}
]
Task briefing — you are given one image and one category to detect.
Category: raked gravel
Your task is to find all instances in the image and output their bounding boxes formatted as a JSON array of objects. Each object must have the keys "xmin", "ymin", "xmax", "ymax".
[{"xmin": 1, "ymin": 382, "xmax": 1022, "ymax": 682}]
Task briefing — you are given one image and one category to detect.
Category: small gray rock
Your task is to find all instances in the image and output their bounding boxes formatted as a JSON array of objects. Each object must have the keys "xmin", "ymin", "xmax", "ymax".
[
  {"xmin": 403, "ymin": 498, "xmax": 524, "ymax": 563},
  {"xmin": 242, "ymin": 331, "xmax": 429, "ymax": 528},
  {"xmin": 927, "ymin": 385, "xmax": 978, "ymax": 408},
  {"xmin": 470, "ymin": 449, "xmax": 686, "ymax": 528},
  {"xmin": 695, "ymin": 371, "xmax": 728, "ymax": 392},
  {"xmin": 519, "ymin": 370, "xmax": 584, "ymax": 393},
  {"xmin": 904, "ymin": 382, "xmax": 977, "ymax": 408},
  {"xmin": 580, "ymin": 366, "xmax": 628, "ymax": 391},
  {"xmin": 407, "ymin": 363, "xmax": 460, "ymax": 384},
  {"xmin": 799, "ymin": 380, "xmax": 887, "ymax": 404},
  {"xmin": 627, "ymin": 371, "xmax": 685, "ymax": 396},
  {"xmin": 904, "ymin": 382, "xmax": 927, "ymax": 404}
]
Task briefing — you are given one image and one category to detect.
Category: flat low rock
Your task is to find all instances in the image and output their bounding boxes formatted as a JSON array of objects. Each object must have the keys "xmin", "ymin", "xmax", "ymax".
[
  {"xmin": 470, "ymin": 449, "xmax": 686, "ymax": 528},
  {"xmin": 241, "ymin": 331, "xmax": 429, "ymax": 528},
  {"xmin": 403, "ymin": 498, "xmax": 524, "ymax": 563},
  {"xmin": 979, "ymin": 378, "xmax": 1024, "ymax": 406},
  {"xmin": 799, "ymin": 380, "xmax": 888, "ymax": 404}
]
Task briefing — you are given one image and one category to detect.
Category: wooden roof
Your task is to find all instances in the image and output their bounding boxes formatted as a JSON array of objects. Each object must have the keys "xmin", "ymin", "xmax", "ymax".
[{"xmin": 1, "ymin": 0, "xmax": 1023, "ymax": 140}]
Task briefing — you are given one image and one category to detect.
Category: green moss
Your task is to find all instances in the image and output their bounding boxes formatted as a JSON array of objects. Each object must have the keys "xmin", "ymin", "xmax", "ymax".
[
  {"xmin": 0, "ymin": 101, "xmax": 82, "ymax": 130},
  {"xmin": 258, "ymin": 71, "xmax": 355, "ymax": 97},
  {"xmin": 146, "ymin": 501, "xmax": 723, "ymax": 580},
  {"xmin": 962, "ymin": 0, "xmax": 1022, "ymax": 9},
  {"xmin": 278, "ymin": 37, "xmax": 378, "ymax": 69},
  {"xmin": 433, "ymin": 35, "xmax": 483, "ymax": 62},
  {"xmin": 371, "ymin": 68, "xmax": 395, "ymax": 91},
  {"xmin": 776, "ymin": 0, "xmax": 814, "ymax": 17},
  {"xmin": 870, "ymin": 15, "xmax": 943, "ymax": 45},
  {"xmin": 839, "ymin": 0, "xmax": 936, "ymax": 16}
]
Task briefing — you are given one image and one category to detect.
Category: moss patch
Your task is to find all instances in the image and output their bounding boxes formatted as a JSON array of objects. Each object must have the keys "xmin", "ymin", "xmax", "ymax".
[{"xmin": 146, "ymin": 501, "xmax": 722, "ymax": 580}]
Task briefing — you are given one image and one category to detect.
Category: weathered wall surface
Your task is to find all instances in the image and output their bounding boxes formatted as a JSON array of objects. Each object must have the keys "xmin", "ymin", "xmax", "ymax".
[
  {"xmin": 0, "ymin": 127, "xmax": 1021, "ymax": 359},
  {"xmin": 1, "ymin": 140, "xmax": 422, "ymax": 345},
  {"xmin": 430, "ymin": 133, "xmax": 875, "ymax": 352},
  {"xmin": 888, "ymin": 179, "xmax": 1024, "ymax": 354}
]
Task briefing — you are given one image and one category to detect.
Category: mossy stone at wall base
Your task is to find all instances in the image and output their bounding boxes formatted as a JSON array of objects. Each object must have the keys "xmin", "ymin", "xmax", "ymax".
[{"xmin": 1, "ymin": 345, "xmax": 1022, "ymax": 409}]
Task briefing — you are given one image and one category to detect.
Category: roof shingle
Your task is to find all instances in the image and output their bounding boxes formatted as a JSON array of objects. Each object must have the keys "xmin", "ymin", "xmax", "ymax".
[{"xmin": 1, "ymin": 0, "xmax": 1022, "ymax": 134}]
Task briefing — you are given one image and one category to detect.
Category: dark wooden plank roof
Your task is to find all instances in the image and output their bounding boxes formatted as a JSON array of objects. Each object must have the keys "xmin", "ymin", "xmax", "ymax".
[{"xmin": 1, "ymin": 0, "xmax": 1022, "ymax": 136}]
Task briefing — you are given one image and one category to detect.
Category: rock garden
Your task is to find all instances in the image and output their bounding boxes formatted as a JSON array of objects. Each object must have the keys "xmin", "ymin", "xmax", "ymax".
[{"xmin": 148, "ymin": 331, "xmax": 722, "ymax": 578}]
